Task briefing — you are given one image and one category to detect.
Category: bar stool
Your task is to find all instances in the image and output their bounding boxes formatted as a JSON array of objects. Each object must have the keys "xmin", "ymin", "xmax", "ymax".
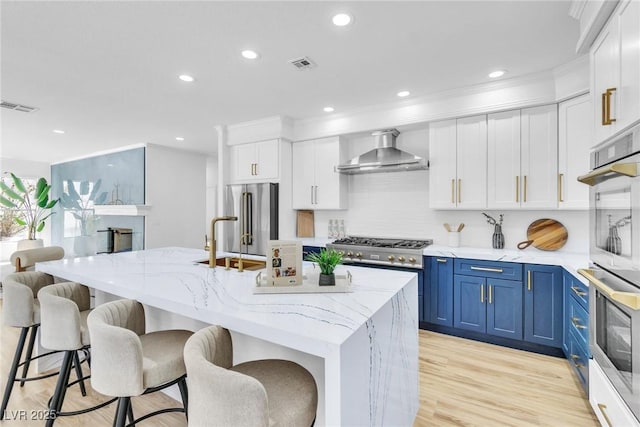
[
  {"xmin": 10, "ymin": 246, "xmax": 65, "ymax": 272},
  {"xmin": 87, "ymin": 299, "xmax": 192, "ymax": 427},
  {"xmin": 38, "ymin": 282, "xmax": 117, "ymax": 426},
  {"xmin": 183, "ymin": 325, "xmax": 318, "ymax": 427},
  {"xmin": 0, "ymin": 271, "xmax": 76, "ymax": 419}
]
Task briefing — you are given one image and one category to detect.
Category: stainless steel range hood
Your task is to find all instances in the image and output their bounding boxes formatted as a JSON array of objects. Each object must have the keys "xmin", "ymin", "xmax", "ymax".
[{"xmin": 335, "ymin": 128, "xmax": 428, "ymax": 174}]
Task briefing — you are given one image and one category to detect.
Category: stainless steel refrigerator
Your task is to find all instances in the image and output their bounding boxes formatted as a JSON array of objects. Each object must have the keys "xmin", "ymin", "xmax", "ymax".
[{"xmin": 223, "ymin": 183, "xmax": 279, "ymax": 256}]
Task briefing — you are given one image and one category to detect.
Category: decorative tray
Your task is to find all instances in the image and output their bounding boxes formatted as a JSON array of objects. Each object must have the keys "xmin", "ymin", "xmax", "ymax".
[{"xmin": 253, "ymin": 271, "xmax": 353, "ymax": 294}]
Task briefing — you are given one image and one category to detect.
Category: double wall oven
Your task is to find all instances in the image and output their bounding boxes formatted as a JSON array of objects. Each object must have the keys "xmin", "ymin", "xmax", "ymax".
[{"xmin": 578, "ymin": 126, "xmax": 640, "ymax": 421}]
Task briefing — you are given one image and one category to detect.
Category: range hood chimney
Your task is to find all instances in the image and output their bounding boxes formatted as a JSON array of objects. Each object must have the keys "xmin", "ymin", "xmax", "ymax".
[{"xmin": 335, "ymin": 128, "xmax": 428, "ymax": 174}]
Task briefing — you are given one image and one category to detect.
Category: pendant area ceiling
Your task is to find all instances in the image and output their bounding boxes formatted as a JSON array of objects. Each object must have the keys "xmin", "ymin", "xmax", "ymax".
[{"xmin": 1, "ymin": 1, "xmax": 580, "ymax": 163}]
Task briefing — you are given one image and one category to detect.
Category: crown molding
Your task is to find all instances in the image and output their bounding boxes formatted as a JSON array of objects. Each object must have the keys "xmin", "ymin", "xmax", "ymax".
[{"xmin": 226, "ymin": 115, "xmax": 294, "ymax": 145}]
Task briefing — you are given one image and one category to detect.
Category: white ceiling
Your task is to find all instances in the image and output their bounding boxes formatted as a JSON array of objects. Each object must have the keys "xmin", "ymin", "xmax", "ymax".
[{"xmin": 1, "ymin": 1, "xmax": 580, "ymax": 164}]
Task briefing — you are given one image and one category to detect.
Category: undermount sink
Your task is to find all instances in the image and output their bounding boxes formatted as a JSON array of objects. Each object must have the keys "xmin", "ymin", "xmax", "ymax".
[{"xmin": 197, "ymin": 257, "xmax": 266, "ymax": 271}]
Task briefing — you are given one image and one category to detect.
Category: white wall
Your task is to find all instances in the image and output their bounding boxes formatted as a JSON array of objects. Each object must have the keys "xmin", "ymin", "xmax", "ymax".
[{"xmin": 205, "ymin": 155, "xmax": 217, "ymax": 237}]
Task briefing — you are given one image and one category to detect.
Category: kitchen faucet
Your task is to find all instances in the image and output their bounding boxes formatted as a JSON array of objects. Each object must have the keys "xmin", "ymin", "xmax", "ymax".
[{"xmin": 209, "ymin": 216, "xmax": 238, "ymax": 267}]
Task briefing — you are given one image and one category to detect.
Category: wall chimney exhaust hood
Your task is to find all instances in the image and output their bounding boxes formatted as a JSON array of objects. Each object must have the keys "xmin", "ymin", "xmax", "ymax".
[{"xmin": 335, "ymin": 128, "xmax": 428, "ymax": 174}]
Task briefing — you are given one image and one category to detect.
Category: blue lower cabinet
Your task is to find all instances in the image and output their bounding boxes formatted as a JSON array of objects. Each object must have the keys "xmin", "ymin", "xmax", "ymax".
[
  {"xmin": 454, "ymin": 275, "xmax": 486, "ymax": 333},
  {"xmin": 486, "ymin": 278, "xmax": 523, "ymax": 340},
  {"xmin": 524, "ymin": 264, "xmax": 563, "ymax": 348},
  {"xmin": 429, "ymin": 257, "xmax": 454, "ymax": 327},
  {"xmin": 302, "ymin": 246, "xmax": 322, "ymax": 259}
]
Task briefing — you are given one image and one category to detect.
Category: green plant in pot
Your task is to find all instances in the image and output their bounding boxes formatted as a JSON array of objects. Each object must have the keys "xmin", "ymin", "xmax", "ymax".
[
  {"xmin": 306, "ymin": 248, "xmax": 343, "ymax": 286},
  {"xmin": 0, "ymin": 173, "xmax": 58, "ymax": 242}
]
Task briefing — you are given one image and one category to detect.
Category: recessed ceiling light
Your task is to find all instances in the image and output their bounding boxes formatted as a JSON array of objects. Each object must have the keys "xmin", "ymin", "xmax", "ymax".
[
  {"xmin": 323, "ymin": 106, "xmax": 335, "ymax": 113},
  {"xmin": 488, "ymin": 70, "xmax": 506, "ymax": 79},
  {"xmin": 176, "ymin": 137, "xmax": 184, "ymax": 141},
  {"xmin": 179, "ymin": 74, "xmax": 195, "ymax": 82},
  {"xmin": 53, "ymin": 129, "xmax": 65, "ymax": 134},
  {"xmin": 397, "ymin": 91, "xmax": 410, "ymax": 98},
  {"xmin": 332, "ymin": 13, "xmax": 353, "ymax": 26},
  {"xmin": 241, "ymin": 50, "xmax": 260, "ymax": 60}
]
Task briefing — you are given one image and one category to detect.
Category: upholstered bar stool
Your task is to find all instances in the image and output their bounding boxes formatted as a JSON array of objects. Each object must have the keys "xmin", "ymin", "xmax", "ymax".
[
  {"xmin": 38, "ymin": 282, "xmax": 116, "ymax": 426},
  {"xmin": 183, "ymin": 325, "xmax": 318, "ymax": 427},
  {"xmin": 0, "ymin": 270, "xmax": 76, "ymax": 418},
  {"xmin": 87, "ymin": 299, "xmax": 192, "ymax": 427},
  {"xmin": 10, "ymin": 246, "xmax": 64, "ymax": 272}
]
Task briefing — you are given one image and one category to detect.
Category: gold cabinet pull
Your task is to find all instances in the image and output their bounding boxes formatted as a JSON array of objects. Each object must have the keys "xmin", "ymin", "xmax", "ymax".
[
  {"xmin": 488, "ymin": 285, "xmax": 493, "ymax": 304},
  {"xmin": 523, "ymin": 175, "xmax": 527, "ymax": 202},
  {"xmin": 605, "ymin": 87, "xmax": 617, "ymax": 125},
  {"xmin": 558, "ymin": 173, "xmax": 564, "ymax": 202},
  {"xmin": 254, "ymin": 163, "xmax": 258, "ymax": 175},
  {"xmin": 578, "ymin": 269, "xmax": 640, "ymax": 310},
  {"xmin": 527, "ymin": 270, "xmax": 532, "ymax": 291},
  {"xmin": 601, "ymin": 92, "xmax": 607, "ymax": 125},
  {"xmin": 470, "ymin": 266, "xmax": 503, "ymax": 273},
  {"xmin": 571, "ymin": 317, "xmax": 587, "ymax": 329},
  {"xmin": 571, "ymin": 286, "xmax": 587, "ymax": 297},
  {"xmin": 451, "ymin": 179, "xmax": 455, "ymax": 204},
  {"xmin": 458, "ymin": 179, "xmax": 461, "ymax": 203},
  {"xmin": 515, "ymin": 176, "xmax": 519, "ymax": 202},
  {"xmin": 436, "ymin": 258, "xmax": 448, "ymax": 263},
  {"xmin": 597, "ymin": 403, "xmax": 613, "ymax": 427},
  {"xmin": 577, "ymin": 162, "xmax": 637, "ymax": 186},
  {"xmin": 480, "ymin": 284, "xmax": 484, "ymax": 303}
]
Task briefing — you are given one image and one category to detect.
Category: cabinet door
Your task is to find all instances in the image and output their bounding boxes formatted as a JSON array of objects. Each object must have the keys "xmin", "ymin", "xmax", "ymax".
[
  {"xmin": 524, "ymin": 265, "xmax": 563, "ymax": 348},
  {"xmin": 558, "ymin": 94, "xmax": 592, "ymax": 209},
  {"xmin": 488, "ymin": 110, "xmax": 521, "ymax": 209},
  {"xmin": 231, "ymin": 143, "xmax": 258, "ymax": 182},
  {"xmin": 520, "ymin": 105, "xmax": 558, "ymax": 209},
  {"xmin": 255, "ymin": 140, "xmax": 279, "ymax": 180},
  {"xmin": 314, "ymin": 137, "xmax": 347, "ymax": 209},
  {"xmin": 429, "ymin": 257, "xmax": 454, "ymax": 327},
  {"xmin": 486, "ymin": 278, "xmax": 523, "ymax": 340},
  {"xmin": 591, "ymin": 15, "xmax": 620, "ymax": 144},
  {"xmin": 292, "ymin": 141, "xmax": 316, "ymax": 209},
  {"xmin": 617, "ymin": 0, "xmax": 640, "ymax": 131},
  {"xmin": 454, "ymin": 274, "xmax": 486, "ymax": 333},
  {"xmin": 456, "ymin": 115, "xmax": 487, "ymax": 209},
  {"xmin": 429, "ymin": 120, "xmax": 457, "ymax": 209}
]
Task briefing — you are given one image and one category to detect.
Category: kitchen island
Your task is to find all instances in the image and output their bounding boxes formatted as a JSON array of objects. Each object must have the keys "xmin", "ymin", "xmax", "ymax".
[{"xmin": 36, "ymin": 247, "xmax": 419, "ymax": 427}]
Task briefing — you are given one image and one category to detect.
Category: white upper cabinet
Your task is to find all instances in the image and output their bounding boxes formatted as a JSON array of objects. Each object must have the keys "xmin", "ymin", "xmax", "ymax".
[
  {"xmin": 488, "ymin": 105, "xmax": 558, "ymax": 209},
  {"xmin": 230, "ymin": 139, "xmax": 280, "ymax": 183},
  {"xmin": 591, "ymin": 0, "xmax": 640, "ymax": 145},
  {"xmin": 292, "ymin": 136, "xmax": 347, "ymax": 210},
  {"xmin": 558, "ymin": 94, "xmax": 592, "ymax": 209},
  {"xmin": 429, "ymin": 115, "xmax": 487, "ymax": 209}
]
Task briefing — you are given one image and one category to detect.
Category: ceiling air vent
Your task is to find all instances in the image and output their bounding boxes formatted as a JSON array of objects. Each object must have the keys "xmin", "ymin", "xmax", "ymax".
[
  {"xmin": 289, "ymin": 56, "xmax": 316, "ymax": 70},
  {"xmin": 1, "ymin": 100, "xmax": 38, "ymax": 113}
]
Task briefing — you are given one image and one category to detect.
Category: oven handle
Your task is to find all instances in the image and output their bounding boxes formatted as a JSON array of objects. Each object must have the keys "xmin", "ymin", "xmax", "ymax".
[
  {"xmin": 578, "ymin": 268, "xmax": 640, "ymax": 310},
  {"xmin": 576, "ymin": 162, "xmax": 637, "ymax": 186}
]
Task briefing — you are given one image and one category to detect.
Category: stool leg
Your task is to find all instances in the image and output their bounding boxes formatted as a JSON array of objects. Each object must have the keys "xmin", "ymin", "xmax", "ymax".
[
  {"xmin": 46, "ymin": 351, "xmax": 74, "ymax": 427},
  {"xmin": 72, "ymin": 351, "xmax": 87, "ymax": 396},
  {"xmin": 178, "ymin": 377, "xmax": 188, "ymax": 417},
  {"xmin": 113, "ymin": 397, "xmax": 130, "ymax": 427},
  {"xmin": 19, "ymin": 325, "xmax": 39, "ymax": 387},
  {"xmin": 1, "ymin": 327, "xmax": 29, "ymax": 418},
  {"xmin": 127, "ymin": 401, "xmax": 135, "ymax": 427}
]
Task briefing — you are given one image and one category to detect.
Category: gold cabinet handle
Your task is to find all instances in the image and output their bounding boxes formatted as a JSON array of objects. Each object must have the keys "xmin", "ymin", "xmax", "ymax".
[
  {"xmin": 601, "ymin": 92, "xmax": 608, "ymax": 126},
  {"xmin": 451, "ymin": 179, "xmax": 455, "ymax": 204},
  {"xmin": 515, "ymin": 176, "xmax": 519, "ymax": 202},
  {"xmin": 458, "ymin": 179, "xmax": 461, "ymax": 203},
  {"xmin": 254, "ymin": 163, "xmax": 258, "ymax": 175},
  {"xmin": 527, "ymin": 270, "xmax": 532, "ymax": 291},
  {"xmin": 523, "ymin": 175, "xmax": 527, "ymax": 202},
  {"xmin": 577, "ymin": 162, "xmax": 637, "ymax": 186},
  {"xmin": 571, "ymin": 317, "xmax": 587, "ymax": 329},
  {"xmin": 488, "ymin": 284, "xmax": 493, "ymax": 304},
  {"xmin": 571, "ymin": 286, "xmax": 587, "ymax": 297},
  {"xmin": 480, "ymin": 284, "xmax": 484, "ymax": 303},
  {"xmin": 436, "ymin": 258, "xmax": 448, "ymax": 263},
  {"xmin": 470, "ymin": 266, "xmax": 503, "ymax": 273},
  {"xmin": 578, "ymin": 269, "xmax": 640, "ymax": 310},
  {"xmin": 597, "ymin": 403, "xmax": 613, "ymax": 427},
  {"xmin": 605, "ymin": 87, "xmax": 617, "ymax": 125},
  {"xmin": 558, "ymin": 173, "xmax": 564, "ymax": 202}
]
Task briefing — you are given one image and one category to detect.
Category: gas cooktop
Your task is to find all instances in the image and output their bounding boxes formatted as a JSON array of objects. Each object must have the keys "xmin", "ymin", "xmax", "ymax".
[
  {"xmin": 331, "ymin": 236, "xmax": 433, "ymax": 249},
  {"xmin": 327, "ymin": 236, "xmax": 432, "ymax": 269}
]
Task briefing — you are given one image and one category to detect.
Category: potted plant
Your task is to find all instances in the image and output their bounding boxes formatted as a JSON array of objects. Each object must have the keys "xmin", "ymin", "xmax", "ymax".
[
  {"xmin": 306, "ymin": 248, "xmax": 343, "ymax": 286},
  {"xmin": 60, "ymin": 179, "xmax": 108, "ymax": 256},
  {"xmin": 0, "ymin": 173, "xmax": 58, "ymax": 248}
]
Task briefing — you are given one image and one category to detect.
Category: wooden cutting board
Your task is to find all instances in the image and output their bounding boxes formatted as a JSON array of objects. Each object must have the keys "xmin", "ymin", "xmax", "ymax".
[
  {"xmin": 296, "ymin": 210, "xmax": 314, "ymax": 237},
  {"xmin": 517, "ymin": 218, "xmax": 568, "ymax": 251}
]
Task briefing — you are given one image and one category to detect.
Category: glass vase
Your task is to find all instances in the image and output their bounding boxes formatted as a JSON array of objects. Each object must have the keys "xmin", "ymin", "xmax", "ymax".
[{"xmin": 492, "ymin": 224, "xmax": 505, "ymax": 249}]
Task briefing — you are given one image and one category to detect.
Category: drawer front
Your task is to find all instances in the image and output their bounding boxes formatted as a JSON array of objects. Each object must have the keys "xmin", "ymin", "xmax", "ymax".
[
  {"xmin": 566, "ymin": 272, "xmax": 589, "ymax": 309},
  {"xmin": 567, "ymin": 329, "xmax": 589, "ymax": 391},
  {"xmin": 455, "ymin": 258, "xmax": 522, "ymax": 281},
  {"xmin": 568, "ymin": 296, "xmax": 589, "ymax": 349},
  {"xmin": 590, "ymin": 361, "xmax": 640, "ymax": 427}
]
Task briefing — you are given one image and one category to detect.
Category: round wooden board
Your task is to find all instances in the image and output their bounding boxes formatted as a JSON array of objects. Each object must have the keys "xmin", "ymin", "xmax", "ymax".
[{"xmin": 519, "ymin": 218, "xmax": 568, "ymax": 251}]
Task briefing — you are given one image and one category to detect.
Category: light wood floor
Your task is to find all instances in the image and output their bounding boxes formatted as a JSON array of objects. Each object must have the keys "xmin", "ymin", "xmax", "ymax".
[{"xmin": 0, "ymin": 300, "xmax": 598, "ymax": 426}]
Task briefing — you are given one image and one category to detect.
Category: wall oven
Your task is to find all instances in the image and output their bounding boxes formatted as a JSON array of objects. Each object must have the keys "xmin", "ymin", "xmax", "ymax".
[{"xmin": 579, "ymin": 125, "xmax": 640, "ymax": 422}]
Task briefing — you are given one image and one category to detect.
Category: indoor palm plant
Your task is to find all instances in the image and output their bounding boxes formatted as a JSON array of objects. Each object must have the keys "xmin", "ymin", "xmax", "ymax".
[
  {"xmin": 0, "ymin": 173, "xmax": 58, "ymax": 244},
  {"xmin": 306, "ymin": 248, "xmax": 343, "ymax": 286}
]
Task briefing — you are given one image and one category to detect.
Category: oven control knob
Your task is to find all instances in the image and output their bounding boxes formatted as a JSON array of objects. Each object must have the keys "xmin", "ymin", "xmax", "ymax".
[
  {"xmin": 346, "ymin": 251, "xmax": 354, "ymax": 258},
  {"xmin": 388, "ymin": 255, "xmax": 395, "ymax": 262},
  {"xmin": 355, "ymin": 252, "xmax": 362, "ymax": 258},
  {"xmin": 408, "ymin": 257, "xmax": 416, "ymax": 263},
  {"xmin": 398, "ymin": 256, "xmax": 405, "ymax": 262}
]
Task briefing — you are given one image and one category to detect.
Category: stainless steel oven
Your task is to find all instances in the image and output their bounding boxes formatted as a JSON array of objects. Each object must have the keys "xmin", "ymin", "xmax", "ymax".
[{"xmin": 579, "ymin": 125, "xmax": 640, "ymax": 421}]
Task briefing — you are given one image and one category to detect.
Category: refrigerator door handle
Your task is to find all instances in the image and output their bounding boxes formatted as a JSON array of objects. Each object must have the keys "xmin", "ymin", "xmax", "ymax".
[{"xmin": 242, "ymin": 191, "xmax": 254, "ymax": 245}]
